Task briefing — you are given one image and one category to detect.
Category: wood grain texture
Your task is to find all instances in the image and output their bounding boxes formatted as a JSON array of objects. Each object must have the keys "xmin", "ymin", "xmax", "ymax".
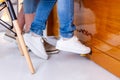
[
  {"xmin": 77, "ymin": 0, "xmax": 120, "ymax": 77},
  {"xmin": 47, "ymin": 4, "xmax": 59, "ymax": 37},
  {"xmin": 91, "ymin": 48, "xmax": 120, "ymax": 77}
]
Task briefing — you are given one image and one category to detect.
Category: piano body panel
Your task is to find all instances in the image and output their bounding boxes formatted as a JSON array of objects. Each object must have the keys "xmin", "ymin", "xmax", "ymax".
[{"xmin": 74, "ymin": 0, "xmax": 120, "ymax": 77}]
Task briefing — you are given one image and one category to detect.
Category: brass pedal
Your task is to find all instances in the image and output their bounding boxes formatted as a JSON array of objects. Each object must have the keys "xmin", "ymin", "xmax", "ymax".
[{"xmin": 80, "ymin": 54, "xmax": 87, "ymax": 56}]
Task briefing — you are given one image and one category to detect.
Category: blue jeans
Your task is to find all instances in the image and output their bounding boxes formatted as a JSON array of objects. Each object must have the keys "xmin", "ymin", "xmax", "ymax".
[
  {"xmin": 31, "ymin": 0, "xmax": 76, "ymax": 38},
  {"xmin": 23, "ymin": 0, "xmax": 39, "ymax": 13}
]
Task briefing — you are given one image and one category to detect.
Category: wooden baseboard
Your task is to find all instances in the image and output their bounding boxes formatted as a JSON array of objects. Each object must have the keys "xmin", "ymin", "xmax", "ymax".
[{"xmin": 91, "ymin": 48, "xmax": 120, "ymax": 77}]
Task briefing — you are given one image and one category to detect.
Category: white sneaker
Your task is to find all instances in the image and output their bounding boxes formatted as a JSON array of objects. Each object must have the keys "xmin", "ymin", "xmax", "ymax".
[
  {"xmin": 56, "ymin": 36, "xmax": 91, "ymax": 54},
  {"xmin": 23, "ymin": 33, "xmax": 48, "ymax": 59}
]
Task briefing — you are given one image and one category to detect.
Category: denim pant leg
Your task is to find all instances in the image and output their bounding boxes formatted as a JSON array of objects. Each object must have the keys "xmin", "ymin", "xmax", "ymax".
[
  {"xmin": 30, "ymin": 0, "xmax": 57, "ymax": 36},
  {"xmin": 23, "ymin": 0, "xmax": 40, "ymax": 13},
  {"xmin": 57, "ymin": 0, "xmax": 76, "ymax": 38}
]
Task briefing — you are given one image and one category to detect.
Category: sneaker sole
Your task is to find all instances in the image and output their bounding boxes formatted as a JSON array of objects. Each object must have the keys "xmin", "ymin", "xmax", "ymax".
[
  {"xmin": 46, "ymin": 50, "xmax": 60, "ymax": 55},
  {"xmin": 56, "ymin": 45, "xmax": 90, "ymax": 54}
]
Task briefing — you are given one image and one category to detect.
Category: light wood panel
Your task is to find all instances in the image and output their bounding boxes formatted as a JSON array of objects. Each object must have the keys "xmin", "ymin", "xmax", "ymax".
[
  {"xmin": 47, "ymin": 4, "xmax": 59, "ymax": 37},
  {"xmin": 77, "ymin": 0, "xmax": 120, "ymax": 77},
  {"xmin": 91, "ymin": 48, "xmax": 120, "ymax": 77}
]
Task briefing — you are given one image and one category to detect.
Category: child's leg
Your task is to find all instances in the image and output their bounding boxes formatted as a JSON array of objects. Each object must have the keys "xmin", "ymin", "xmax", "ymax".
[{"xmin": 23, "ymin": 0, "xmax": 39, "ymax": 32}]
